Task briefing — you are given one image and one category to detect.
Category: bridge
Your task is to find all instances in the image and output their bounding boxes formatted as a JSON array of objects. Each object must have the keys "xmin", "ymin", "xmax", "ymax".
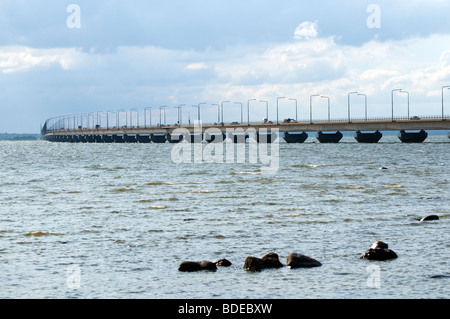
[{"xmin": 41, "ymin": 113, "xmax": 450, "ymax": 144}]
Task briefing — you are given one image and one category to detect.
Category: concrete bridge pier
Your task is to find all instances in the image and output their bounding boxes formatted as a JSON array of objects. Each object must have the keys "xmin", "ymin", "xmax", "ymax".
[
  {"xmin": 102, "ymin": 135, "xmax": 113, "ymax": 143},
  {"xmin": 316, "ymin": 131, "xmax": 343, "ymax": 143},
  {"xmin": 255, "ymin": 132, "xmax": 278, "ymax": 143},
  {"xmin": 283, "ymin": 131, "xmax": 308, "ymax": 143},
  {"xmin": 136, "ymin": 134, "xmax": 151, "ymax": 143},
  {"xmin": 123, "ymin": 134, "xmax": 137, "ymax": 143},
  {"xmin": 112, "ymin": 134, "xmax": 125, "ymax": 143},
  {"xmin": 167, "ymin": 133, "xmax": 184, "ymax": 143},
  {"xmin": 151, "ymin": 134, "xmax": 167, "ymax": 143},
  {"xmin": 205, "ymin": 133, "xmax": 225, "ymax": 143},
  {"xmin": 228, "ymin": 132, "xmax": 249, "ymax": 143},
  {"xmin": 398, "ymin": 130, "xmax": 428, "ymax": 143},
  {"xmin": 93, "ymin": 135, "xmax": 104, "ymax": 143},
  {"xmin": 354, "ymin": 131, "xmax": 383, "ymax": 143}
]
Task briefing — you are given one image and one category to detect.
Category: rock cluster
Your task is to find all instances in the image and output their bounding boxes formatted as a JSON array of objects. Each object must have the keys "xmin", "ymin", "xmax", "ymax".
[
  {"xmin": 178, "ymin": 258, "xmax": 232, "ymax": 272},
  {"xmin": 243, "ymin": 252, "xmax": 284, "ymax": 271},
  {"xmin": 178, "ymin": 241, "xmax": 401, "ymax": 272},
  {"xmin": 360, "ymin": 241, "xmax": 398, "ymax": 261}
]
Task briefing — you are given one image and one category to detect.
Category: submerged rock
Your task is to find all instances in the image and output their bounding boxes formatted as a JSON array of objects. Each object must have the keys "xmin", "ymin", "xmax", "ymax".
[
  {"xmin": 244, "ymin": 256, "xmax": 264, "ymax": 272},
  {"xmin": 286, "ymin": 253, "xmax": 322, "ymax": 268},
  {"xmin": 360, "ymin": 241, "xmax": 398, "ymax": 261},
  {"xmin": 261, "ymin": 252, "xmax": 284, "ymax": 268},
  {"xmin": 420, "ymin": 215, "xmax": 439, "ymax": 222},
  {"xmin": 213, "ymin": 258, "xmax": 232, "ymax": 267},
  {"xmin": 178, "ymin": 260, "xmax": 217, "ymax": 272}
]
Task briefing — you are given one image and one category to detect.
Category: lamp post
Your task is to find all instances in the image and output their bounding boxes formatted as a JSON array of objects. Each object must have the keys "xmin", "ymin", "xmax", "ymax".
[
  {"xmin": 358, "ymin": 93, "xmax": 367, "ymax": 121},
  {"xmin": 234, "ymin": 102, "xmax": 243, "ymax": 124},
  {"xmin": 442, "ymin": 86, "xmax": 450, "ymax": 120},
  {"xmin": 289, "ymin": 98, "xmax": 298, "ymax": 121},
  {"xmin": 212, "ymin": 104, "xmax": 219, "ymax": 123},
  {"xmin": 276, "ymin": 97, "xmax": 285, "ymax": 125},
  {"xmin": 310, "ymin": 94, "xmax": 319, "ymax": 123},
  {"xmin": 130, "ymin": 108, "xmax": 139, "ymax": 127},
  {"xmin": 221, "ymin": 101, "xmax": 230, "ymax": 125},
  {"xmin": 247, "ymin": 99, "xmax": 256, "ymax": 125},
  {"xmin": 321, "ymin": 96, "xmax": 330, "ymax": 121},
  {"xmin": 195, "ymin": 102, "xmax": 206, "ymax": 123},
  {"xmin": 348, "ymin": 91, "xmax": 358, "ymax": 122},
  {"xmin": 144, "ymin": 107, "xmax": 152, "ymax": 128},
  {"xmin": 177, "ymin": 104, "xmax": 185, "ymax": 126},
  {"xmin": 159, "ymin": 106, "xmax": 166, "ymax": 126},
  {"xmin": 260, "ymin": 100, "xmax": 268, "ymax": 122},
  {"xmin": 399, "ymin": 90, "xmax": 409, "ymax": 119},
  {"xmin": 391, "ymin": 89, "xmax": 402, "ymax": 121},
  {"xmin": 107, "ymin": 110, "xmax": 115, "ymax": 130}
]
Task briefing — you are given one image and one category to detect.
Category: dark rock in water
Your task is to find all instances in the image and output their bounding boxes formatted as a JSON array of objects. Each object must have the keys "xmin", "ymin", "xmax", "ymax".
[
  {"xmin": 360, "ymin": 241, "xmax": 398, "ymax": 261},
  {"xmin": 261, "ymin": 252, "xmax": 284, "ymax": 268},
  {"xmin": 178, "ymin": 260, "xmax": 217, "ymax": 272},
  {"xmin": 244, "ymin": 256, "xmax": 264, "ymax": 272},
  {"xmin": 286, "ymin": 253, "xmax": 322, "ymax": 268},
  {"xmin": 420, "ymin": 215, "xmax": 439, "ymax": 222},
  {"xmin": 370, "ymin": 240, "xmax": 389, "ymax": 250},
  {"xmin": 213, "ymin": 258, "xmax": 232, "ymax": 267},
  {"xmin": 430, "ymin": 274, "xmax": 450, "ymax": 279}
]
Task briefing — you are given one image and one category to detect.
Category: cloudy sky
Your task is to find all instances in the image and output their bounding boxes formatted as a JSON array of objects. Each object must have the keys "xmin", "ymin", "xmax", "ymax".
[{"xmin": 1, "ymin": 0, "xmax": 450, "ymax": 133}]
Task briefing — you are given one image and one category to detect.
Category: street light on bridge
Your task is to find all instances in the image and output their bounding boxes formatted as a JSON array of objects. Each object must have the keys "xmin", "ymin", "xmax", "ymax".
[
  {"xmin": 358, "ymin": 94, "xmax": 368, "ymax": 121},
  {"xmin": 442, "ymin": 86, "xmax": 450, "ymax": 120},
  {"xmin": 288, "ymin": 98, "xmax": 298, "ymax": 122},
  {"xmin": 259, "ymin": 100, "xmax": 268, "ymax": 122},
  {"xmin": 348, "ymin": 91, "xmax": 358, "ymax": 122},
  {"xmin": 234, "ymin": 102, "xmax": 243, "ymax": 124},
  {"xmin": 130, "ymin": 108, "xmax": 139, "ymax": 127},
  {"xmin": 321, "ymin": 96, "xmax": 330, "ymax": 122},
  {"xmin": 391, "ymin": 89, "xmax": 402, "ymax": 121},
  {"xmin": 212, "ymin": 104, "xmax": 219, "ymax": 124},
  {"xmin": 247, "ymin": 99, "xmax": 256, "ymax": 125},
  {"xmin": 117, "ymin": 109, "xmax": 126, "ymax": 128},
  {"xmin": 310, "ymin": 94, "xmax": 319, "ymax": 123},
  {"xmin": 399, "ymin": 90, "xmax": 409, "ymax": 119},
  {"xmin": 144, "ymin": 107, "xmax": 152, "ymax": 128},
  {"xmin": 159, "ymin": 106, "xmax": 166, "ymax": 126},
  {"xmin": 177, "ymin": 104, "xmax": 185, "ymax": 126},
  {"xmin": 276, "ymin": 97, "xmax": 285, "ymax": 125},
  {"xmin": 221, "ymin": 101, "xmax": 230, "ymax": 125}
]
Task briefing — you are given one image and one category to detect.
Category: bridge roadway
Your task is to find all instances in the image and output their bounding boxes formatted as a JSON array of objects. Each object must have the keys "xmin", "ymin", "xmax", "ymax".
[
  {"xmin": 42, "ymin": 118, "xmax": 450, "ymax": 143},
  {"xmin": 43, "ymin": 118, "xmax": 450, "ymax": 135}
]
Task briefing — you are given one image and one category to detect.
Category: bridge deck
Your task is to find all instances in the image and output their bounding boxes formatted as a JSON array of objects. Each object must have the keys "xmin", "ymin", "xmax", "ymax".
[{"xmin": 43, "ymin": 118, "xmax": 450, "ymax": 136}]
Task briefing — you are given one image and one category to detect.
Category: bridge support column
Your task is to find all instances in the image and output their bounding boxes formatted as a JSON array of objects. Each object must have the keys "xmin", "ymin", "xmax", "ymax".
[
  {"xmin": 151, "ymin": 134, "xmax": 167, "ymax": 143},
  {"xmin": 205, "ymin": 133, "xmax": 225, "ymax": 143},
  {"xmin": 228, "ymin": 132, "xmax": 249, "ymax": 143},
  {"xmin": 316, "ymin": 131, "xmax": 343, "ymax": 143},
  {"xmin": 255, "ymin": 132, "xmax": 278, "ymax": 143},
  {"xmin": 102, "ymin": 135, "xmax": 113, "ymax": 143},
  {"xmin": 354, "ymin": 131, "xmax": 382, "ymax": 143},
  {"xmin": 112, "ymin": 135, "xmax": 125, "ymax": 143},
  {"xmin": 398, "ymin": 130, "xmax": 428, "ymax": 143},
  {"xmin": 136, "ymin": 134, "xmax": 151, "ymax": 143},
  {"xmin": 283, "ymin": 132, "xmax": 308, "ymax": 143}
]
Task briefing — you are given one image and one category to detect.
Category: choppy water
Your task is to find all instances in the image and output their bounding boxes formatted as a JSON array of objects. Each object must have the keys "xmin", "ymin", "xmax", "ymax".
[{"xmin": 1, "ymin": 135, "xmax": 449, "ymax": 299}]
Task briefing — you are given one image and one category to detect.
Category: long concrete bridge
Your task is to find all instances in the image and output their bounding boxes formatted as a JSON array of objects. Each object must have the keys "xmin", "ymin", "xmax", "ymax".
[{"xmin": 42, "ymin": 115, "xmax": 450, "ymax": 144}]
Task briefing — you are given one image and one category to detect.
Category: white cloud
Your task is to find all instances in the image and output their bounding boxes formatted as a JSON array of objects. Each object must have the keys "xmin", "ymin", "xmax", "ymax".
[
  {"xmin": 294, "ymin": 21, "xmax": 318, "ymax": 40},
  {"xmin": 0, "ymin": 46, "xmax": 81, "ymax": 73}
]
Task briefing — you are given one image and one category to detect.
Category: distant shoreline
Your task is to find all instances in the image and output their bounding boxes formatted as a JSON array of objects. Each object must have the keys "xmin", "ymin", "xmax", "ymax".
[{"xmin": 0, "ymin": 133, "xmax": 41, "ymax": 141}]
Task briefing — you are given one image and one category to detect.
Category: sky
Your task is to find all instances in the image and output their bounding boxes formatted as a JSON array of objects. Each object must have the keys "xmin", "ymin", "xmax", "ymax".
[{"xmin": 1, "ymin": 0, "xmax": 450, "ymax": 133}]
